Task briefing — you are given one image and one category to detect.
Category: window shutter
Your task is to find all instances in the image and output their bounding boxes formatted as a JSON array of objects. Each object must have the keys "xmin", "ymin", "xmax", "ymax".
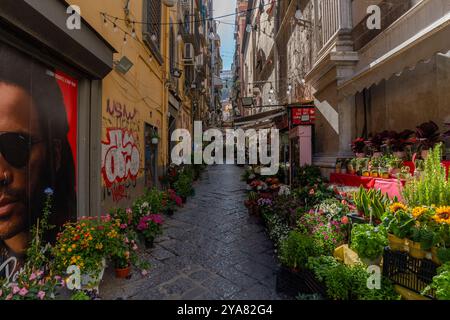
[{"xmin": 146, "ymin": 0, "xmax": 162, "ymax": 51}]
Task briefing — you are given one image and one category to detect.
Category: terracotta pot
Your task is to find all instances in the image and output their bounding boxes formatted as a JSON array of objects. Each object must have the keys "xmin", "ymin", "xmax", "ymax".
[
  {"xmin": 115, "ymin": 265, "xmax": 131, "ymax": 279},
  {"xmin": 407, "ymin": 240, "xmax": 427, "ymax": 259},
  {"xmin": 388, "ymin": 234, "xmax": 406, "ymax": 252}
]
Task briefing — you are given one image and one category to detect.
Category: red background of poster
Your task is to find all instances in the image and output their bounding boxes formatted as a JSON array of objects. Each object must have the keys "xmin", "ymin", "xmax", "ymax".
[{"xmin": 55, "ymin": 70, "xmax": 78, "ymax": 191}]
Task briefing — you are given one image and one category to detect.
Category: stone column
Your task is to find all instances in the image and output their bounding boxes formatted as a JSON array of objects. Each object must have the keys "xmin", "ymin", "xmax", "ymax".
[{"xmin": 337, "ymin": 94, "xmax": 356, "ymax": 158}]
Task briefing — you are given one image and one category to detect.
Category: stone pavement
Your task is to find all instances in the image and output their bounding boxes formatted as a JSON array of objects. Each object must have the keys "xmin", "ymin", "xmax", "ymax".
[{"xmin": 100, "ymin": 165, "xmax": 285, "ymax": 300}]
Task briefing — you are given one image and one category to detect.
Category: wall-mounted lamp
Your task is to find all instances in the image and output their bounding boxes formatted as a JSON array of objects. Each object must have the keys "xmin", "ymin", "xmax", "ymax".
[{"xmin": 114, "ymin": 56, "xmax": 133, "ymax": 74}]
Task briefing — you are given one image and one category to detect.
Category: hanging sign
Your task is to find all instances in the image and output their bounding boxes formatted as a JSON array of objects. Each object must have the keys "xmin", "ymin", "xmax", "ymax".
[{"xmin": 291, "ymin": 107, "xmax": 316, "ymax": 125}]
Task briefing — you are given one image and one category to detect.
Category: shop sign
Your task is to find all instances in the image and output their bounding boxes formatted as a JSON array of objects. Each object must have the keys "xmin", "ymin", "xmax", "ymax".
[{"xmin": 291, "ymin": 107, "xmax": 315, "ymax": 125}]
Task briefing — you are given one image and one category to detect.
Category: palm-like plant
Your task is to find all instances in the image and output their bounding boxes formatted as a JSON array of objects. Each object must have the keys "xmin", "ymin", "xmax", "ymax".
[{"xmin": 416, "ymin": 121, "xmax": 441, "ymax": 150}]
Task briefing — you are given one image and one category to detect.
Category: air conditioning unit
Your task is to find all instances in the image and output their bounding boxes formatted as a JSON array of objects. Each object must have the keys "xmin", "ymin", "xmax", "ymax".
[{"xmin": 183, "ymin": 43, "xmax": 194, "ymax": 64}]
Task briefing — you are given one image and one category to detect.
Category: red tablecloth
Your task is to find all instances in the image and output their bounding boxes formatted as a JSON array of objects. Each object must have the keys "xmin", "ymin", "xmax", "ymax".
[{"xmin": 330, "ymin": 173, "xmax": 405, "ymax": 200}]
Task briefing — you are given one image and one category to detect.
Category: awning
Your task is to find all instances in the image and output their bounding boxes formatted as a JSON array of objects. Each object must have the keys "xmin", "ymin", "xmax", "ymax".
[
  {"xmin": 234, "ymin": 108, "xmax": 286, "ymax": 128},
  {"xmin": 339, "ymin": 10, "xmax": 450, "ymax": 97}
]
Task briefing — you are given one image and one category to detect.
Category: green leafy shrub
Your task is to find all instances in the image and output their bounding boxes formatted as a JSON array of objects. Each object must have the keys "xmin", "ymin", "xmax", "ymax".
[
  {"xmin": 279, "ymin": 231, "xmax": 320, "ymax": 270},
  {"xmin": 307, "ymin": 256, "xmax": 400, "ymax": 300},
  {"xmin": 174, "ymin": 173, "xmax": 195, "ymax": 198},
  {"xmin": 351, "ymin": 224, "xmax": 388, "ymax": 260},
  {"xmin": 403, "ymin": 143, "xmax": 450, "ymax": 207},
  {"xmin": 423, "ymin": 262, "xmax": 450, "ymax": 300}
]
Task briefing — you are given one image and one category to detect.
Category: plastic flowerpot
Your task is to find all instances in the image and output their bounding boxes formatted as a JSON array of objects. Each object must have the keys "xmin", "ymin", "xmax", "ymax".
[
  {"xmin": 388, "ymin": 234, "xmax": 406, "ymax": 252},
  {"xmin": 115, "ymin": 265, "xmax": 131, "ymax": 279},
  {"xmin": 407, "ymin": 240, "xmax": 426, "ymax": 259},
  {"xmin": 81, "ymin": 258, "xmax": 106, "ymax": 293},
  {"xmin": 145, "ymin": 238, "xmax": 155, "ymax": 249}
]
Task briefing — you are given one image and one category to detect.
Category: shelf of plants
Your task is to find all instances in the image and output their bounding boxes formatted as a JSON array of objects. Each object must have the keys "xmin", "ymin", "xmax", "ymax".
[
  {"xmin": 0, "ymin": 163, "xmax": 205, "ymax": 300},
  {"xmin": 243, "ymin": 142, "xmax": 450, "ymax": 301}
]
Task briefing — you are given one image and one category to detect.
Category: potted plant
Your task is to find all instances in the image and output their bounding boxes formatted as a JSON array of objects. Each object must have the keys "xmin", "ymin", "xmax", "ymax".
[
  {"xmin": 382, "ymin": 204, "xmax": 414, "ymax": 252},
  {"xmin": 366, "ymin": 132, "xmax": 388, "ymax": 158},
  {"xmin": 387, "ymin": 156, "xmax": 403, "ymax": 176},
  {"xmin": 151, "ymin": 131, "xmax": 160, "ymax": 145},
  {"xmin": 112, "ymin": 244, "xmax": 132, "ymax": 279},
  {"xmin": 137, "ymin": 214, "xmax": 164, "ymax": 248},
  {"xmin": 416, "ymin": 121, "xmax": 441, "ymax": 159},
  {"xmin": 351, "ymin": 224, "xmax": 388, "ymax": 266},
  {"xmin": 384, "ymin": 130, "xmax": 415, "ymax": 159},
  {"xmin": 53, "ymin": 216, "xmax": 121, "ymax": 292},
  {"xmin": 351, "ymin": 137, "xmax": 366, "ymax": 158},
  {"xmin": 348, "ymin": 158, "xmax": 357, "ymax": 175},
  {"xmin": 174, "ymin": 172, "xmax": 194, "ymax": 203},
  {"xmin": 335, "ymin": 160, "xmax": 342, "ymax": 174}
]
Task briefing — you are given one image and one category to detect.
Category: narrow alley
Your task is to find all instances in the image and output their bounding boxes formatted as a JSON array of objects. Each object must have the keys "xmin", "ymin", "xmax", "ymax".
[{"xmin": 101, "ymin": 165, "xmax": 284, "ymax": 300}]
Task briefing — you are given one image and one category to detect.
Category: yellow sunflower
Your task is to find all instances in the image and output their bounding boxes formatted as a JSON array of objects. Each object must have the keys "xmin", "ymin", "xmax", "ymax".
[
  {"xmin": 412, "ymin": 207, "xmax": 427, "ymax": 219},
  {"xmin": 390, "ymin": 202, "xmax": 407, "ymax": 213},
  {"xmin": 433, "ymin": 206, "xmax": 450, "ymax": 224}
]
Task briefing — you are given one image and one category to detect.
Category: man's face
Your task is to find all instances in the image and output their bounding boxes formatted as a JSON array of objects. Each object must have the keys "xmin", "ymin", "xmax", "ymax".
[{"xmin": 0, "ymin": 83, "xmax": 47, "ymax": 240}]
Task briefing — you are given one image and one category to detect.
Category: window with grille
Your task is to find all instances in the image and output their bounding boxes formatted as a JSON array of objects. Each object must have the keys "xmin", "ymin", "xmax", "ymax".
[{"xmin": 144, "ymin": 0, "xmax": 163, "ymax": 62}]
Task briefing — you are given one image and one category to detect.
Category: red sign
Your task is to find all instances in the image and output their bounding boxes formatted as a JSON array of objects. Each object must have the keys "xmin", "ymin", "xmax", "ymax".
[{"xmin": 291, "ymin": 107, "xmax": 316, "ymax": 125}]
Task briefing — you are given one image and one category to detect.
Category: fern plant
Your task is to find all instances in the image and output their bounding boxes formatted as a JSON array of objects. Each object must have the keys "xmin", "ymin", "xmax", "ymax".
[{"xmin": 403, "ymin": 143, "xmax": 450, "ymax": 207}]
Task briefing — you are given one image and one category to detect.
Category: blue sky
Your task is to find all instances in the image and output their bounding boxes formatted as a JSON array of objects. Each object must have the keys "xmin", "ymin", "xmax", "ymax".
[{"xmin": 214, "ymin": 0, "xmax": 237, "ymax": 71}]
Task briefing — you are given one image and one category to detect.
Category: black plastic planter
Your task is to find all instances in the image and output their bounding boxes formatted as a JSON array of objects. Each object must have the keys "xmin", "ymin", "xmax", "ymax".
[{"xmin": 276, "ymin": 266, "xmax": 327, "ymax": 298}]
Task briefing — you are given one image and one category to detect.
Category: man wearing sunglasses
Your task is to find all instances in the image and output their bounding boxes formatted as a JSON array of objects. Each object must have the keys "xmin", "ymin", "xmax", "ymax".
[{"xmin": 0, "ymin": 44, "xmax": 77, "ymax": 277}]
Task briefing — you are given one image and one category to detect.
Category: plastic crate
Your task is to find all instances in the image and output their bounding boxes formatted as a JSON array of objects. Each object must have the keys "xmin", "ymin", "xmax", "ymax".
[
  {"xmin": 382, "ymin": 247, "xmax": 438, "ymax": 299},
  {"xmin": 276, "ymin": 266, "xmax": 327, "ymax": 298}
]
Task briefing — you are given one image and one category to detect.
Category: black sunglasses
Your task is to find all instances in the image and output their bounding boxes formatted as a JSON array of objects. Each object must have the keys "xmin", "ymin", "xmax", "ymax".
[{"xmin": 0, "ymin": 132, "xmax": 44, "ymax": 168}]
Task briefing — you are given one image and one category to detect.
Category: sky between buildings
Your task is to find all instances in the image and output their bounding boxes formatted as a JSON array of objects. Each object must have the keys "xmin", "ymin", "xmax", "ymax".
[{"xmin": 214, "ymin": 0, "xmax": 237, "ymax": 71}]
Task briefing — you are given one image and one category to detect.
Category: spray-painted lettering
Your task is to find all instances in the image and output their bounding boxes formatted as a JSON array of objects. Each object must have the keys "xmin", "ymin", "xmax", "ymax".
[{"xmin": 101, "ymin": 128, "xmax": 140, "ymax": 188}]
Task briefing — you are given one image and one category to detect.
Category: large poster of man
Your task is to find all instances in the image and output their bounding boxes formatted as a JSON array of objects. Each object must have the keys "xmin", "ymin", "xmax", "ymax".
[{"xmin": 0, "ymin": 43, "xmax": 77, "ymax": 278}]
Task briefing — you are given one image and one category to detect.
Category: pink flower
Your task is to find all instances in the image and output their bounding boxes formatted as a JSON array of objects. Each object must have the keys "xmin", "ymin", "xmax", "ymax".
[
  {"xmin": 54, "ymin": 275, "xmax": 62, "ymax": 282},
  {"xmin": 12, "ymin": 285, "xmax": 20, "ymax": 294},
  {"xmin": 341, "ymin": 216, "xmax": 349, "ymax": 225},
  {"xmin": 6, "ymin": 294, "xmax": 13, "ymax": 300},
  {"xmin": 126, "ymin": 208, "xmax": 133, "ymax": 215},
  {"xmin": 18, "ymin": 288, "xmax": 28, "ymax": 296},
  {"xmin": 0, "ymin": 289, "xmax": 2, "ymax": 297},
  {"xmin": 324, "ymin": 235, "xmax": 329, "ymax": 241},
  {"xmin": 132, "ymin": 244, "xmax": 138, "ymax": 251},
  {"xmin": 36, "ymin": 270, "xmax": 44, "ymax": 277},
  {"xmin": 120, "ymin": 224, "xmax": 128, "ymax": 229},
  {"xmin": 29, "ymin": 273, "xmax": 37, "ymax": 281},
  {"xmin": 37, "ymin": 291, "xmax": 46, "ymax": 300},
  {"xmin": 309, "ymin": 189, "xmax": 315, "ymax": 195},
  {"xmin": 124, "ymin": 237, "xmax": 130, "ymax": 244}
]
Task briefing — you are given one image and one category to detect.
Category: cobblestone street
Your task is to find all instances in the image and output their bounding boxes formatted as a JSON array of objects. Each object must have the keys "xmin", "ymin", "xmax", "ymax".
[{"xmin": 101, "ymin": 165, "xmax": 284, "ymax": 300}]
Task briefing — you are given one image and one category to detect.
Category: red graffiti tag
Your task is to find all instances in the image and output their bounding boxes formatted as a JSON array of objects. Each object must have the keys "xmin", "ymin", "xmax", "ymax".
[{"xmin": 101, "ymin": 128, "xmax": 140, "ymax": 188}]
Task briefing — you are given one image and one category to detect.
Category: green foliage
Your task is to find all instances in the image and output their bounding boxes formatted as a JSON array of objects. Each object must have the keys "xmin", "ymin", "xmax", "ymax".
[
  {"xmin": 423, "ymin": 262, "xmax": 450, "ymax": 300},
  {"xmin": 351, "ymin": 224, "xmax": 388, "ymax": 260},
  {"xmin": 279, "ymin": 231, "xmax": 320, "ymax": 270},
  {"xmin": 403, "ymin": 143, "xmax": 450, "ymax": 207},
  {"xmin": 70, "ymin": 290, "xmax": 91, "ymax": 300},
  {"xmin": 292, "ymin": 165, "xmax": 325, "ymax": 188},
  {"xmin": 353, "ymin": 187, "xmax": 391, "ymax": 222},
  {"xmin": 174, "ymin": 172, "xmax": 195, "ymax": 198},
  {"xmin": 410, "ymin": 225, "xmax": 439, "ymax": 250},
  {"xmin": 382, "ymin": 209, "xmax": 415, "ymax": 239},
  {"xmin": 262, "ymin": 212, "xmax": 290, "ymax": 248},
  {"xmin": 307, "ymin": 256, "xmax": 400, "ymax": 300}
]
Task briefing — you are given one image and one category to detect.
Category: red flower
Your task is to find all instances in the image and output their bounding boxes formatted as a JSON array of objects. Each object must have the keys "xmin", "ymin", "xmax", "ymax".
[
  {"xmin": 341, "ymin": 216, "xmax": 349, "ymax": 225},
  {"xmin": 309, "ymin": 189, "xmax": 315, "ymax": 195}
]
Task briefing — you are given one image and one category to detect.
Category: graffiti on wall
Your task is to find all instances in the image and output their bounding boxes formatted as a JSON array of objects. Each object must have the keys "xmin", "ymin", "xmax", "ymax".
[
  {"xmin": 101, "ymin": 98, "xmax": 143, "ymax": 204},
  {"xmin": 101, "ymin": 127, "xmax": 141, "ymax": 203}
]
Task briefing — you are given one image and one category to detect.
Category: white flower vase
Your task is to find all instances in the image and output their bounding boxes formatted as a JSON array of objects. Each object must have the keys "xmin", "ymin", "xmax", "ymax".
[{"xmin": 81, "ymin": 258, "xmax": 106, "ymax": 293}]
